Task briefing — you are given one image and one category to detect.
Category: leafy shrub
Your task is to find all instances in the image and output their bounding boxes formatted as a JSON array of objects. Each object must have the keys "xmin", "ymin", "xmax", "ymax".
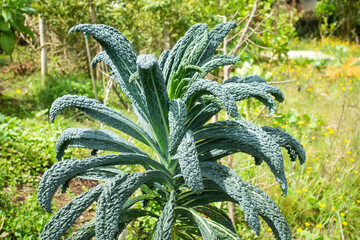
[
  {"xmin": 0, "ymin": 0, "xmax": 35, "ymax": 57},
  {"xmin": 38, "ymin": 72, "xmax": 96, "ymax": 109},
  {"xmin": 37, "ymin": 22, "xmax": 305, "ymax": 239},
  {"xmin": 0, "ymin": 191, "xmax": 53, "ymax": 240}
]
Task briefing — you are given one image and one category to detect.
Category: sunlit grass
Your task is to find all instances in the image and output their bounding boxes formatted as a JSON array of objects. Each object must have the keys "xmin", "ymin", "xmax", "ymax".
[{"xmin": 228, "ymin": 38, "xmax": 360, "ymax": 239}]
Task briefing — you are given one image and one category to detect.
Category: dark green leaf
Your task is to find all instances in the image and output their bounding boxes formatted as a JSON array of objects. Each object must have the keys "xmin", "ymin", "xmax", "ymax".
[
  {"xmin": 0, "ymin": 33, "xmax": 15, "ymax": 55},
  {"xmin": 55, "ymin": 128, "xmax": 145, "ymax": 161},
  {"xmin": 168, "ymin": 99, "xmax": 187, "ymax": 154},
  {"xmin": 262, "ymin": 126, "xmax": 306, "ymax": 164},
  {"xmin": 200, "ymin": 162, "xmax": 260, "ymax": 235},
  {"xmin": 37, "ymin": 153, "xmax": 169, "ymax": 212},
  {"xmin": 154, "ymin": 190, "xmax": 176, "ymax": 240},
  {"xmin": 39, "ymin": 184, "xmax": 104, "ymax": 240},
  {"xmin": 137, "ymin": 54, "xmax": 169, "ymax": 153},
  {"xmin": 175, "ymin": 130, "xmax": 203, "ymax": 194},
  {"xmin": 95, "ymin": 171, "xmax": 163, "ymax": 239},
  {"xmin": 200, "ymin": 22, "xmax": 237, "ymax": 62},
  {"xmin": 195, "ymin": 120, "xmax": 287, "ymax": 195},
  {"xmin": 184, "ymin": 79, "xmax": 239, "ymax": 119}
]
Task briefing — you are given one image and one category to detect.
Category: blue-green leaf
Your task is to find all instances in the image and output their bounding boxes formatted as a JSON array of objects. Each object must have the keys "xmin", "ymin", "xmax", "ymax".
[
  {"xmin": 179, "ymin": 207, "xmax": 242, "ymax": 240},
  {"xmin": 186, "ymin": 103, "xmax": 220, "ymax": 131},
  {"xmin": 194, "ymin": 55, "xmax": 240, "ymax": 79},
  {"xmin": 195, "ymin": 120, "xmax": 287, "ymax": 195},
  {"xmin": 200, "ymin": 22, "xmax": 237, "ymax": 62},
  {"xmin": 91, "ymin": 50, "xmax": 151, "ymax": 124},
  {"xmin": 168, "ymin": 99, "xmax": 187, "ymax": 154},
  {"xmin": 137, "ymin": 54, "xmax": 169, "ymax": 153},
  {"xmin": 175, "ymin": 130, "xmax": 203, "ymax": 194},
  {"xmin": 95, "ymin": 171, "xmax": 163, "ymax": 239},
  {"xmin": 245, "ymin": 181, "xmax": 291, "ymax": 240},
  {"xmin": 194, "ymin": 205, "xmax": 236, "ymax": 233},
  {"xmin": 76, "ymin": 166, "xmax": 124, "ymax": 181},
  {"xmin": 159, "ymin": 49, "xmax": 170, "ymax": 71},
  {"xmin": 200, "ymin": 162, "xmax": 260, "ymax": 235},
  {"xmin": 39, "ymin": 184, "xmax": 104, "ymax": 240},
  {"xmin": 37, "ymin": 153, "xmax": 169, "ymax": 212},
  {"xmin": 183, "ymin": 79, "xmax": 239, "ymax": 119},
  {"xmin": 181, "ymin": 30, "xmax": 209, "ymax": 66},
  {"xmin": 222, "ymin": 80, "xmax": 284, "ymax": 115},
  {"xmin": 262, "ymin": 126, "xmax": 306, "ymax": 164},
  {"xmin": 55, "ymin": 128, "xmax": 145, "ymax": 161},
  {"xmin": 163, "ymin": 23, "xmax": 208, "ymax": 86},
  {"xmin": 49, "ymin": 95, "xmax": 162, "ymax": 155},
  {"xmin": 69, "ymin": 24, "xmax": 137, "ymax": 91},
  {"xmin": 154, "ymin": 190, "xmax": 176, "ymax": 240}
]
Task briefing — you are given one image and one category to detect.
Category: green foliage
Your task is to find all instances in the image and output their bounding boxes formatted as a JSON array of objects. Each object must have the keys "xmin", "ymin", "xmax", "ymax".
[
  {"xmin": 0, "ymin": 113, "xmax": 58, "ymax": 186},
  {"xmin": 0, "ymin": 191, "xmax": 53, "ymax": 239},
  {"xmin": 315, "ymin": 0, "xmax": 360, "ymax": 41},
  {"xmin": 36, "ymin": 22, "xmax": 305, "ymax": 239},
  {"xmin": 0, "ymin": 0, "xmax": 35, "ymax": 56}
]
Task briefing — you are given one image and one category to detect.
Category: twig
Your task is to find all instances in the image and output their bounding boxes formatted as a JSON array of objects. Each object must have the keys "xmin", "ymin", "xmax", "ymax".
[
  {"xmin": 247, "ymin": 173, "xmax": 266, "ymax": 182},
  {"xmin": 234, "ymin": 164, "xmax": 255, "ymax": 172},
  {"xmin": 261, "ymin": 172, "xmax": 294, "ymax": 190},
  {"xmin": 231, "ymin": 11, "xmax": 273, "ymax": 56},
  {"xmin": 244, "ymin": 47, "xmax": 272, "ymax": 58},
  {"xmin": 268, "ymin": 79, "xmax": 297, "ymax": 84},
  {"xmin": 237, "ymin": 41, "xmax": 249, "ymax": 57},
  {"xmin": 232, "ymin": 0, "xmax": 259, "ymax": 56},
  {"xmin": 246, "ymin": 38, "xmax": 270, "ymax": 49},
  {"xmin": 335, "ymin": 211, "xmax": 345, "ymax": 240},
  {"xmin": 227, "ymin": 30, "xmax": 242, "ymax": 42},
  {"xmin": 230, "ymin": 9, "xmax": 239, "ymax": 22},
  {"xmin": 251, "ymin": 105, "xmax": 266, "ymax": 123}
]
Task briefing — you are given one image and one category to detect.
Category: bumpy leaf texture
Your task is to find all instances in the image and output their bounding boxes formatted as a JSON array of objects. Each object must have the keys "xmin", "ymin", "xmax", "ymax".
[
  {"xmin": 168, "ymin": 99, "xmax": 187, "ymax": 154},
  {"xmin": 95, "ymin": 171, "xmax": 164, "ymax": 239},
  {"xmin": 195, "ymin": 120, "xmax": 288, "ymax": 195},
  {"xmin": 183, "ymin": 79, "xmax": 240, "ymax": 119},
  {"xmin": 200, "ymin": 162, "xmax": 260, "ymax": 235},
  {"xmin": 37, "ymin": 153, "xmax": 167, "ymax": 212},
  {"xmin": 39, "ymin": 184, "xmax": 104, "ymax": 240},
  {"xmin": 55, "ymin": 128, "xmax": 145, "ymax": 161},
  {"xmin": 137, "ymin": 54, "xmax": 169, "ymax": 153},
  {"xmin": 154, "ymin": 190, "xmax": 176, "ymax": 240},
  {"xmin": 176, "ymin": 130, "xmax": 204, "ymax": 194}
]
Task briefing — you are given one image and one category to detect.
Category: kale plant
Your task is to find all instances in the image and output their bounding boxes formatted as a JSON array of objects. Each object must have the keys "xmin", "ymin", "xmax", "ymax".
[{"xmin": 37, "ymin": 22, "xmax": 306, "ymax": 239}]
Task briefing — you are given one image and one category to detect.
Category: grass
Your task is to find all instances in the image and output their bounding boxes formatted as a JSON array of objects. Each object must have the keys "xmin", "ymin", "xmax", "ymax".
[{"xmin": 0, "ymin": 38, "xmax": 359, "ymax": 239}]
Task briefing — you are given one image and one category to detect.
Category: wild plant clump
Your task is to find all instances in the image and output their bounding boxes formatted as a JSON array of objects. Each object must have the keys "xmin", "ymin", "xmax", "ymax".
[{"xmin": 37, "ymin": 22, "xmax": 306, "ymax": 239}]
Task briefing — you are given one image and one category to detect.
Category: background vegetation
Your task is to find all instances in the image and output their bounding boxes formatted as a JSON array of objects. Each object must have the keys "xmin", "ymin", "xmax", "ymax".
[{"xmin": 0, "ymin": 0, "xmax": 359, "ymax": 239}]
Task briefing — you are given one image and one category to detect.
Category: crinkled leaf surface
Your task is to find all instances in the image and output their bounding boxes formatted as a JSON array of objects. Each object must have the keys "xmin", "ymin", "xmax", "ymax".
[
  {"xmin": 175, "ymin": 130, "xmax": 203, "ymax": 194},
  {"xmin": 200, "ymin": 162, "xmax": 260, "ymax": 235},
  {"xmin": 163, "ymin": 23, "xmax": 208, "ymax": 86},
  {"xmin": 137, "ymin": 54, "xmax": 169, "ymax": 153},
  {"xmin": 195, "ymin": 120, "xmax": 288, "ymax": 195},
  {"xmin": 199, "ymin": 22, "xmax": 237, "ymax": 62},
  {"xmin": 168, "ymin": 99, "xmax": 187, "ymax": 154},
  {"xmin": 262, "ymin": 126, "xmax": 306, "ymax": 164},
  {"xmin": 95, "ymin": 171, "xmax": 163, "ymax": 239},
  {"xmin": 154, "ymin": 190, "xmax": 176, "ymax": 240},
  {"xmin": 38, "ymin": 153, "xmax": 169, "ymax": 212},
  {"xmin": 55, "ymin": 128, "xmax": 144, "ymax": 161},
  {"xmin": 39, "ymin": 184, "xmax": 104, "ymax": 240},
  {"xmin": 183, "ymin": 79, "xmax": 239, "ymax": 119},
  {"xmin": 245, "ymin": 181, "xmax": 291, "ymax": 240}
]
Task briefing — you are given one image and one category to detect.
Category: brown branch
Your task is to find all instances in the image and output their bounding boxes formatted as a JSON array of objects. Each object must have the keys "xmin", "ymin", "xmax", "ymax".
[
  {"xmin": 246, "ymin": 38, "xmax": 270, "ymax": 49},
  {"xmin": 232, "ymin": 0, "xmax": 259, "ymax": 56},
  {"xmin": 268, "ymin": 79, "xmax": 297, "ymax": 84}
]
